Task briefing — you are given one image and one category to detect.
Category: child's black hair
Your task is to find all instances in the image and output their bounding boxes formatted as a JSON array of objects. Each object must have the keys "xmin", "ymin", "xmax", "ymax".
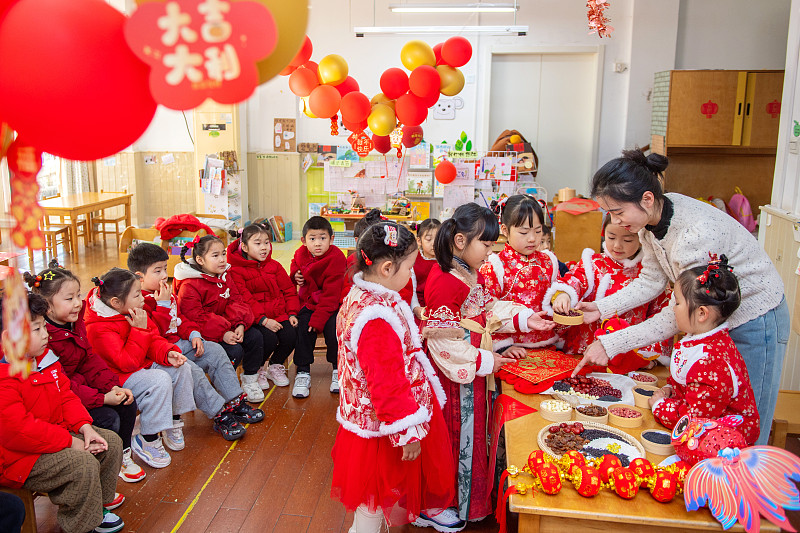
[
  {"xmin": 91, "ymin": 268, "xmax": 139, "ymax": 307},
  {"xmin": 435, "ymin": 203, "xmax": 500, "ymax": 273},
  {"xmin": 0, "ymin": 293, "xmax": 49, "ymax": 331},
  {"xmin": 541, "ymin": 224, "xmax": 552, "ymax": 237},
  {"xmin": 591, "ymin": 148, "xmax": 668, "ymax": 207},
  {"xmin": 356, "ymin": 221, "xmax": 417, "ymax": 273},
  {"xmin": 501, "ymin": 194, "xmax": 545, "ymax": 229},
  {"xmin": 127, "ymin": 242, "xmax": 169, "ymax": 274},
  {"xmin": 23, "ymin": 259, "xmax": 80, "ymax": 302},
  {"xmin": 302, "ymin": 216, "xmax": 333, "ymax": 237},
  {"xmin": 416, "ymin": 218, "xmax": 441, "ymax": 239},
  {"xmin": 353, "ymin": 208, "xmax": 384, "ymax": 239},
  {"xmin": 230, "ymin": 223, "xmax": 271, "ymax": 249},
  {"xmin": 180, "ymin": 235, "xmax": 224, "ymax": 272},
  {"xmin": 676, "ymin": 255, "xmax": 741, "ymax": 323}
]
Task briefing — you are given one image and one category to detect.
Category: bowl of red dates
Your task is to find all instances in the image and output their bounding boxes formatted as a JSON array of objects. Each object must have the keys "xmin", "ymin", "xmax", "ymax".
[{"xmin": 553, "ymin": 308, "xmax": 584, "ymax": 326}]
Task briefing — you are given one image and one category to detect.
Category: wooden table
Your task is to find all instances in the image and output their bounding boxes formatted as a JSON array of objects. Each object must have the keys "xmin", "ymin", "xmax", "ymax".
[
  {"xmin": 39, "ymin": 192, "xmax": 132, "ymax": 262},
  {"xmin": 502, "ymin": 369, "xmax": 779, "ymax": 533}
]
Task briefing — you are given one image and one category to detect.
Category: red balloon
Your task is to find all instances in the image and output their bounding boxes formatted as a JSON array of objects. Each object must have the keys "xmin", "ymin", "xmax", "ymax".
[
  {"xmin": 343, "ymin": 118, "xmax": 368, "ymax": 132},
  {"xmin": 279, "ymin": 64, "xmax": 297, "ymax": 76},
  {"xmin": 288, "ymin": 67, "xmax": 318, "ymax": 97},
  {"xmin": 433, "ymin": 43, "xmax": 444, "ymax": 65},
  {"xmin": 335, "ymin": 76, "xmax": 359, "ymax": 97},
  {"xmin": 380, "ymin": 68, "xmax": 409, "ymax": 100},
  {"xmin": 409, "ymin": 65, "xmax": 441, "ymax": 99},
  {"xmin": 372, "ymin": 134, "xmax": 392, "ymax": 154},
  {"xmin": 308, "ymin": 85, "xmax": 341, "ymax": 119},
  {"xmin": 0, "ymin": 0, "xmax": 156, "ymax": 160},
  {"xmin": 402, "ymin": 125, "xmax": 423, "ymax": 148},
  {"xmin": 289, "ymin": 36, "xmax": 313, "ymax": 68},
  {"xmin": 441, "ymin": 36, "xmax": 472, "ymax": 68},
  {"xmin": 419, "ymin": 90, "xmax": 441, "ymax": 108},
  {"xmin": 340, "ymin": 92, "xmax": 371, "ymax": 124},
  {"xmin": 395, "ymin": 93, "xmax": 427, "ymax": 126},
  {"xmin": 435, "ymin": 160, "xmax": 457, "ymax": 184}
]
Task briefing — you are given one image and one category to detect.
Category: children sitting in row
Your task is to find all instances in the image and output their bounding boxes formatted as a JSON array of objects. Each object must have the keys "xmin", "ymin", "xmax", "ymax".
[{"xmin": 0, "ymin": 293, "xmax": 125, "ymax": 533}]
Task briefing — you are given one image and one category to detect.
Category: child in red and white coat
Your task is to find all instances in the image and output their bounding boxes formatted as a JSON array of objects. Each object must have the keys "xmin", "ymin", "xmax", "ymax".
[
  {"xmin": 424, "ymin": 204, "xmax": 543, "ymax": 525},
  {"xmin": 552, "ymin": 219, "xmax": 672, "ymax": 372},
  {"xmin": 479, "ymin": 195, "xmax": 560, "ymax": 351},
  {"xmin": 332, "ymin": 221, "xmax": 455, "ymax": 532},
  {"xmin": 411, "ymin": 218, "xmax": 440, "ymax": 321},
  {"xmin": 650, "ymin": 256, "xmax": 760, "ymax": 445}
]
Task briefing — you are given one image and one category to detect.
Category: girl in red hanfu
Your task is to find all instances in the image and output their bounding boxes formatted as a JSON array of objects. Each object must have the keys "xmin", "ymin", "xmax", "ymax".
[
  {"xmin": 552, "ymin": 217, "xmax": 672, "ymax": 372},
  {"xmin": 423, "ymin": 203, "xmax": 541, "ymax": 526},
  {"xmin": 479, "ymin": 195, "xmax": 560, "ymax": 351},
  {"xmin": 332, "ymin": 221, "xmax": 455, "ymax": 533},
  {"xmin": 411, "ymin": 218, "xmax": 441, "ymax": 321},
  {"xmin": 650, "ymin": 255, "xmax": 760, "ymax": 446}
]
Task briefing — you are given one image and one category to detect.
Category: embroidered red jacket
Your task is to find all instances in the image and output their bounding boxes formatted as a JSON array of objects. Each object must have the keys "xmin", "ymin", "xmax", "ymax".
[
  {"xmin": 413, "ymin": 253, "xmax": 438, "ymax": 308},
  {"xmin": 290, "ymin": 244, "xmax": 346, "ymax": 331},
  {"xmin": 652, "ymin": 324, "xmax": 759, "ymax": 445}
]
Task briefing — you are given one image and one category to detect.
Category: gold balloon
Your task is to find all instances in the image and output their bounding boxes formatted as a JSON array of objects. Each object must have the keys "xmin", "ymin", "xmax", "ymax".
[
  {"xmin": 299, "ymin": 97, "xmax": 317, "ymax": 118},
  {"xmin": 368, "ymin": 104, "xmax": 397, "ymax": 137},
  {"xmin": 318, "ymin": 54, "xmax": 349, "ymax": 86},
  {"xmin": 400, "ymin": 40, "xmax": 436, "ymax": 71},
  {"xmin": 436, "ymin": 65, "xmax": 465, "ymax": 96},
  {"xmin": 135, "ymin": 0, "xmax": 309, "ymax": 86},
  {"xmin": 370, "ymin": 93, "xmax": 396, "ymax": 112}
]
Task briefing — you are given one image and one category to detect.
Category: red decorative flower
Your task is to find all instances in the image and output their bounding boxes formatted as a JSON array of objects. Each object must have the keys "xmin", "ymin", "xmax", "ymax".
[
  {"xmin": 440, "ymin": 351, "xmax": 451, "ymax": 360},
  {"xmin": 457, "ymin": 368, "xmax": 468, "ymax": 380}
]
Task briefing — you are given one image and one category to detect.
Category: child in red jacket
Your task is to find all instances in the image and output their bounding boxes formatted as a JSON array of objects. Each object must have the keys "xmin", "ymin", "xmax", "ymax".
[
  {"xmin": 0, "ymin": 293, "xmax": 124, "ymax": 533},
  {"xmin": 227, "ymin": 223, "xmax": 299, "ymax": 390},
  {"xmin": 290, "ymin": 216, "xmax": 346, "ymax": 399},
  {"xmin": 173, "ymin": 235, "xmax": 265, "ymax": 403},
  {"xmin": 411, "ymin": 218, "xmax": 440, "ymax": 320},
  {"xmin": 25, "ymin": 260, "xmax": 143, "ymax": 484},
  {"xmin": 85, "ymin": 268, "xmax": 196, "ymax": 470}
]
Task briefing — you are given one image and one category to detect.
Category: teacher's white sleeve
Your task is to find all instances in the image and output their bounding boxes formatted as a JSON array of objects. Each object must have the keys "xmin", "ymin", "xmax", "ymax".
[
  {"xmin": 596, "ymin": 242, "xmax": 669, "ymax": 319},
  {"xmin": 598, "ymin": 296, "xmax": 679, "ymax": 358}
]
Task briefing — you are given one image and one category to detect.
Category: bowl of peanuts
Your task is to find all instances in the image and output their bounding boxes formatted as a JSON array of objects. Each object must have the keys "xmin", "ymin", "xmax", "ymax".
[
  {"xmin": 607, "ymin": 404, "xmax": 644, "ymax": 428},
  {"xmin": 540, "ymin": 399, "xmax": 573, "ymax": 422}
]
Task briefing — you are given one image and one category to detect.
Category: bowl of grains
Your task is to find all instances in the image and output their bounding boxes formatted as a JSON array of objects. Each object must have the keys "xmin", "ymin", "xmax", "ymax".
[
  {"xmin": 607, "ymin": 404, "xmax": 644, "ymax": 428},
  {"xmin": 640, "ymin": 430, "xmax": 675, "ymax": 455},
  {"xmin": 628, "ymin": 371, "xmax": 658, "ymax": 385},
  {"xmin": 574, "ymin": 403, "xmax": 609, "ymax": 424},
  {"xmin": 553, "ymin": 309, "xmax": 584, "ymax": 326},
  {"xmin": 632, "ymin": 385, "xmax": 660, "ymax": 409},
  {"xmin": 540, "ymin": 399, "xmax": 573, "ymax": 422}
]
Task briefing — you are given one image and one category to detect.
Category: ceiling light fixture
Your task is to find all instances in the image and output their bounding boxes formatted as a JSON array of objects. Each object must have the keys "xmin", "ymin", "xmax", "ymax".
[
  {"xmin": 354, "ymin": 25, "xmax": 527, "ymax": 36},
  {"xmin": 389, "ymin": 3, "xmax": 518, "ymax": 13}
]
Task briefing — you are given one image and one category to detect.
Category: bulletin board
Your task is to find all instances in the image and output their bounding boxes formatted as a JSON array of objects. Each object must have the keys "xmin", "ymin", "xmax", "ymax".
[{"xmin": 274, "ymin": 118, "xmax": 296, "ymax": 152}]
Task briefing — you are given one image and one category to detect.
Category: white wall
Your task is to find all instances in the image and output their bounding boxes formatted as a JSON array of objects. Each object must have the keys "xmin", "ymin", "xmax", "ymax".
[{"xmin": 132, "ymin": 107, "xmax": 195, "ymax": 153}]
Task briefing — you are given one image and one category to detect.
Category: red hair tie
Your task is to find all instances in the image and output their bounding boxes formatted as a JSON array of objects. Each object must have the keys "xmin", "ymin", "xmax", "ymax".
[
  {"xmin": 361, "ymin": 249, "xmax": 372, "ymax": 266},
  {"xmin": 696, "ymin": 252, "xmax": 732, "ymax": 286},
  {"xmin": 186, "ymin": 235, "xmax": 201, "ymax": 249}
]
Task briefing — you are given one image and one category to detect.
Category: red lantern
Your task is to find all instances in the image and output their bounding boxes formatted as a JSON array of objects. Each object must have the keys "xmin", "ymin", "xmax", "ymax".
[
  {"xmin": 309, "ymin": 85, "xmax": 341, "ymax": 119},
  {"xmin": 597, "ymin": 455, "xmax": 622, "ymax": 483},
  {"xmin": 528, "ymin": 450, "xmax": 547, "ymax": 471},
  {"xmin": 573, "ymin": 466, "xmax": 602, "ymax": 497},
  {"xmin": 433, "ymin": 42, "xmax": 444, "ymax": 65},
  {"xmin": 629, "ymin": 458, "xmax": 655, "ymax": 487},
  {"xmin": 611, "ymin": 467, "xmax": 639, "ymax": 499},
  {"xmin": 0, "ymin": 0, "xmax": 157, "ymax": 160},
  {"xmin": 396, "ymin": 93, "xmax": 427, "ymax": 127},
  {"xmin": 409, "ymin": 65, "xmax": 441, "ymax": 100},
  {"xmin": 534, "ymin": 462, "xmax": 562, "ymax": 495},
  {"xmin": 340, "ymin": 92, "xmax": 371, "ymax": 124},
  {"xmin": 435, "ymin": 160, "xmax": 457, "ymax": 184},
  {"xmin": 402, "ymin": 125, "xmax": 424, "ymax": 148},
  {"xmin": 441, "ymin": 36, "xmax": 472, "ymax": 68},
  {"xmin": 700, "ymin": 100, "xmax": 719, "ymax": 118},
  {"xmin": 560, "ymin": 450, "xmax": 586, "ymax": 476},
  {"xmin": 289, "ymin": 67, "xmax": 319, "ymax": 97},
  {"xmin": 767, "ymin": 99, "xmax": 781, "ymax": 118},
  {"xmin": 380, "ymin": 68, "xmax": 410, "ymax": 100},
  {"xmin": 335, "ymin": 76, "xmax": 360, "ymax": 98},
  {"xmin": 372, "ymin": 134, "xmax": 392, "ymax": 154},
  {"xmin": 671, "ymin": 461, "xmax": 689, "ymax": 490},
  {"xmin": 649, "ymin": 470, "xmax": 677, "ymax": 503}
]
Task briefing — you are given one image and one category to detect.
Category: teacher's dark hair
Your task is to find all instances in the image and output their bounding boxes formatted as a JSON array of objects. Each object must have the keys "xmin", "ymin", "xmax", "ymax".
[{"xmin": 591, "ymin": 148, "xmax": 668, "ymax": 207}]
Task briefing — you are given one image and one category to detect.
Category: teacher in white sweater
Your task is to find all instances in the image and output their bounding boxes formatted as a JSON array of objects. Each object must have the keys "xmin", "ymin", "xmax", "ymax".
[{"xmin": 574, "ymin": 149, "xmax": 788, "ymax": 445}]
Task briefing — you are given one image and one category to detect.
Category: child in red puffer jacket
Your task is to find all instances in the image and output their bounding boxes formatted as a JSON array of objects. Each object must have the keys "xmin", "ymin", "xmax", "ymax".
[{"xmin": 227, "ymin": 223, "xmax": 299, "ymax": 391}]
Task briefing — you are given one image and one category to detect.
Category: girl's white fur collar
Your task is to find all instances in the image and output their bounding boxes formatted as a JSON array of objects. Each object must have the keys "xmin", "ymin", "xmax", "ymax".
[
  {"xmin": 352, "ymin": 272, "xmax": 402, "ymax": 302},
  {"xmin": 680, "ymin": 322, "xmax": 729, "ymax": 343},
  {"xmin": 602, "ymin": 242, "xmax": 643, "ymax": 269},
  {"xmin": 89, "ymin": 290, "xmax": 121, "ymax": 318}
]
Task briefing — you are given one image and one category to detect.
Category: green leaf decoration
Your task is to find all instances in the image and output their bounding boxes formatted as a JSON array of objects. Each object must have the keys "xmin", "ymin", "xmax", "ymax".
[
  {"xmin": 455, "ymin": 140, "xmax": 463, "ymax": 150},
  {"xmin": 466, "ymin": 140, "xmax": 472, "ymax": 151},
  {"xmin": 460, "ymin": 131, "xmax": 468, "ymax": 142}
]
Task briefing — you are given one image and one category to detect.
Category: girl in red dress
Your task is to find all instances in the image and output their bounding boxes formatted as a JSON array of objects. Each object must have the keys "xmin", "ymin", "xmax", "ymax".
[
  {"xmin": 332, "ymin": 221, "xmax": 455, "ymax": 532},
  {"xmin": 479, "ymin": 195, "xmax": 559, "ymax": 351},
  {"xmin": 411, "ymin": 218, "xmax": 441, "ymax": 321},
  {"xmin": 423, "ymin": 203, "xmax": 540, "ymax": 526},
  {"xmin": 650, "ymin": 255, "xmax": 760, "ymax": 446}
]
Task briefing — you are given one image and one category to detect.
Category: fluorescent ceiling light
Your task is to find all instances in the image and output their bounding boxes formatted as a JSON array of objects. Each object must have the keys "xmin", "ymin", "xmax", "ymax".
[
  {"xmin": 390, "ymin": 3, "xmax": 518, "ymax": 13},
  {"xmin": 354, "ymin": 25, "xmax": 527, "ymax": 36}
]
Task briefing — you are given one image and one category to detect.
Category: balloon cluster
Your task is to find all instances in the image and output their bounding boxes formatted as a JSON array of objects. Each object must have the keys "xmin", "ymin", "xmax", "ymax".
[{"xmin": 283, "ymin": 36, "xmax": 472, "ymax": 155}]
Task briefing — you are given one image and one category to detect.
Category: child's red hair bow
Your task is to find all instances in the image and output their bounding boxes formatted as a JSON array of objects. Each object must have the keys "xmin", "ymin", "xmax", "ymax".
[{"xmin": 186, "ymin": 235, "xmax": 201, "ymax": 249}]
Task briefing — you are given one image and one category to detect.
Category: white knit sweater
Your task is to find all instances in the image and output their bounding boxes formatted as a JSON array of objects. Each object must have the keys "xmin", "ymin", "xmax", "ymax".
[{"xmin": 597, "ymin": 193, "xmax": 785, "ymax": 358}]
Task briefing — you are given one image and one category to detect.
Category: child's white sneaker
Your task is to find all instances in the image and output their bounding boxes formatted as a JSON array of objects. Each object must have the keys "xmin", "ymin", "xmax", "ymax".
[
  {"xmin": 131, "ymin": 434, "xmax": 171, "ymax": 468},
  {"xmin": 241, "ymin": 373, "xmax": 265, "ymax": 402},
  {"xmin": 118, "ymin": 447, "xmax": 146, "ymax": 483},
  {"xmin": 256, "ymin": 366, "xmax": 271, "ymax": 390},
  {"xmin": 162, "ymin": 418, "xmax": 185, "ymax": 451},
  {"xmin": 330, "ymin": 369, "xmax": 340, "ymax": 394},
  {"xmin": 95, "ymin": 509, "xmax": 124, "ymax": 533},
  {"xmin": 292, "ymin": 371, "xmax": 311, "ymax": 398},
  {"xmin": 267, "ymin": 363, "xmax": 290, "ymax": 386}
]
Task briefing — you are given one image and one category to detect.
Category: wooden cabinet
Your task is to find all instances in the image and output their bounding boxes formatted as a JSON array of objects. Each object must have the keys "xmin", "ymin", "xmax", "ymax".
[{"xmin": 743, "ymin": 71, "xmax": 784, "ymax": 147}]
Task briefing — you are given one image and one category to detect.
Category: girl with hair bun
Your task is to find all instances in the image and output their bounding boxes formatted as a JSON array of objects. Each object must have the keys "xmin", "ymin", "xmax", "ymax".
[{"xmin": 573, "ymin": 148, "xmax": 787, "ymax": 445}]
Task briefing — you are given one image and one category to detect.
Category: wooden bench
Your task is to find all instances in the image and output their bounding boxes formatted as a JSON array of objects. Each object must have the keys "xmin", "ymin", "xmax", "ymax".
[
  {"xmin": 770, "ymin": 389, "xmax": 800, "ymax": 448},
  {"xmin": 0, "ymin": 487, "xmax": 38, "ymax": 533}
]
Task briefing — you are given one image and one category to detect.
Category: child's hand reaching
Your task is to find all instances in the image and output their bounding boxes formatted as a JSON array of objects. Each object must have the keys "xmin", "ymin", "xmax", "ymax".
[
  {"xmin": 492, "ymin": 352, "xmax": 517, "ymax": 373},
  {"xmin": 234, "ymin": 325, "xmax": 245, "ymax": 342},
  {"xmin": 223, "ymin": 331, "xmax": 237, "ymax": 344},
  {"xmin": 503, "ymin": 346, "xmax": 527, "ymax": 359},
  {"xmin": 402, "ymin": 441, "xmax": 421, "ymax": 461},
  {"xmin": 289, "ymin": 315, "xmax": 299, "ymax": 327},
  {"xmin": 125, "ymin": 307, "xmax": 148, "ymax": 329},
  {"xmin": 294, "ymin": 271, "xmax": 305, "ymax": 286},
  {"xmin": 527, "ymin": 311, "xmax": 556, "ymax": 331},
  {"xmin": 155, "ymin": 279, "xmax": 171, "ymax": 302},
  {"xmin": 262, "ymin": 318, "xmax": 282, "ymax": 332},
  {"xmin": 103, "ymin": 388, "xmax": 126, "ymax": 406},
  {"xmin": 167, "ymin": 351, "xmax": 186, "ymax": 367},
  {"xmin": 79, "ymin": 424, "xmax": 108, "ymax": 455},
  {"xmin": 648, "ymin": 385, "xmax": 673, "ymax": 408},
  {"xmin": 552, "ymin": 293, "xmax": 572, "ymax": 315},
  {"xmin": 191, "ymin": 336, "xmax": 205, "ymax": 357},
  {"xmin": 413, "ymin": 306, "xmax": 428, "ymax": 320}
]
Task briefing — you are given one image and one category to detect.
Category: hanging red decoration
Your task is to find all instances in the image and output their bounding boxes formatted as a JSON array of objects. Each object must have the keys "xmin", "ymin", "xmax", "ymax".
[
  {"xmin": 330, "ymin": 115, "xmax": 339, "ymax": 136},
  {"xmin": 349, "ymin": 130, "xmax": 373, "ymax": 157},
  {"xmin": 6, "ymin": 138, "xmax": 44, "ymax": 249},
  {"xmin": 587, "ymin": 0, "xmax": 613, "ymax": 38},
  {"xmin": 701, "ymin": 100, "xmax": 719, "ymax": 118},
  {"xmin": 767, "ymin": 99, "xmax": 781, "ymax": 118}
]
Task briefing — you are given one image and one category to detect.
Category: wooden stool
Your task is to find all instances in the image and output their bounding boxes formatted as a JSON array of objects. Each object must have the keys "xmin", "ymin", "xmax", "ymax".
[
  {"xmin": 27, "ymin": 217, "xmax": 71, "ymax": 271},
  {"xmin": 0, "ymin": 487, "xmax": 37, "ymax": 533},
  {"xmin": 770, "ymin": 390, "xmax": 800, "ymax": 448}
]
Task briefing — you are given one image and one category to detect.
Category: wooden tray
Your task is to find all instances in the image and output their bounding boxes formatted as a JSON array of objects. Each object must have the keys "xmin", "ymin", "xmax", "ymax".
[{"xmin": 537, "ymin": 421, "xmax": 646, "ymax": 460}]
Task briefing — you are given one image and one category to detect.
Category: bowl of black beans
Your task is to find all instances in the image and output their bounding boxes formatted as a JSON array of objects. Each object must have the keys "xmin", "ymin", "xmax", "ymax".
[
  {"xmin": 632, "ymin": 385, "xmax": 660, "ymax": 409},
  {"xmin": 640, "ymin": 429, "xmax": 675, "ymax": 455}
]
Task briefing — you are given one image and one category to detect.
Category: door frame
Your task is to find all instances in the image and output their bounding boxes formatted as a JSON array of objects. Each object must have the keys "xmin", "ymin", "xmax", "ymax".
[{"xmin": 476, "ymin": 45, "xmax": 604, "ymax": 171}]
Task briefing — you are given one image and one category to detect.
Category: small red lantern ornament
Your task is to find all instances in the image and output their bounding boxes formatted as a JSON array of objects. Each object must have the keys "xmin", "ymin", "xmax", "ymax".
[
  {"xmin": 6, "ymin": 138, "xmax": 44, "ymax": 249},
  {"xmin": 534, "ymin": 462, "xmax": 562, "ymax": 495},
  {"xmin": 670, "ymin": 460, "xmax": 690, "ymax": 491},
  {"xmin": 573, "ymin": 465, "xmax": 602, "ymax": 497},
  {"xmin": 560, "ymin": 450, "xmax": 586, "ymax": 476},
  {"xmin": 629, "ymin": 458, "xmax": 655, "ymax": 487},
  {"xmin": 528, "ymin": 450, "xmax": 547, "ymax": 471},
  {"xmin": 610, "ymin": 467, "xmax": 639, "ymax": 499},
  {"xmin": 701, "ymin": 100, "xmax": 719, "ymax": 118},
  {"xmin": 767, "ymin": 99, "xmax": 781, "ymax": 118},
  {"xmin": 597, "ymin": 454, "xmax": 622, "ymax": 483},
  {"xmin": 648, "ymin": 470, "xmax": 677, "ymax": 503}
]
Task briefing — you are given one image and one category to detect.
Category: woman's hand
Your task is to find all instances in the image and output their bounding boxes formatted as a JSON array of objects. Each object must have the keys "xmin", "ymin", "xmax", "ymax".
[
  {"xmin": 571, "ymin": 340, "xmax": 609, "ymax": 376},
  {"xmin": 222, "ymin": 331, "xmax": 237, "ymax": 345},
  {"xmin": 527, "ymin": 311, "xmax": 555, "ymax": 331},
  {"xmin": 289, "ymin": 315, "xmax": 299, "ymax": 327},
  {"xmin": 125, "ymin": 308, "xmax": 148, "ymax": 330},
  {"xmin": 575, "ymin": 301, "xmax": 601, "ymax": 323},
  {"xmin": 402, "ymin": 441, "xmax": 421, "ymax": 461},
  {"xmin": 167, "ymin": 351, "xmax": 186, "ymax": 367},
  {"xmin": 492, "ymin": 352, "xmax": 517, "ymax": 373},
  {"xmin": 552, "ymin": 293, "xmax": 572, "ymax": 315},
  {"xmin": 503, "ymin": 346, "xmax": 527, "ymax": 359},
  {"xmin": 191, "ymin": 336, "xmax": 205, "ymax": 357},
  {"xmin": 263, "ymin": 318, "xmax": 282, "ymax": 332}
]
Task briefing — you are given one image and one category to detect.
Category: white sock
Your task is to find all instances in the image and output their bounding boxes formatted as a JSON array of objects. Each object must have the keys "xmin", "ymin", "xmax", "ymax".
[{"xmin": 348, "ymin": 505, "xmax": 384, "ymax": 533}]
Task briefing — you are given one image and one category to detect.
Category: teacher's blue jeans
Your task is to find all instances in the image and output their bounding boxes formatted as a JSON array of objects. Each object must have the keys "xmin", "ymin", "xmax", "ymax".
[{"xmin": 729, "ymin": 297, "xmax": 790, "ymax": 445}]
